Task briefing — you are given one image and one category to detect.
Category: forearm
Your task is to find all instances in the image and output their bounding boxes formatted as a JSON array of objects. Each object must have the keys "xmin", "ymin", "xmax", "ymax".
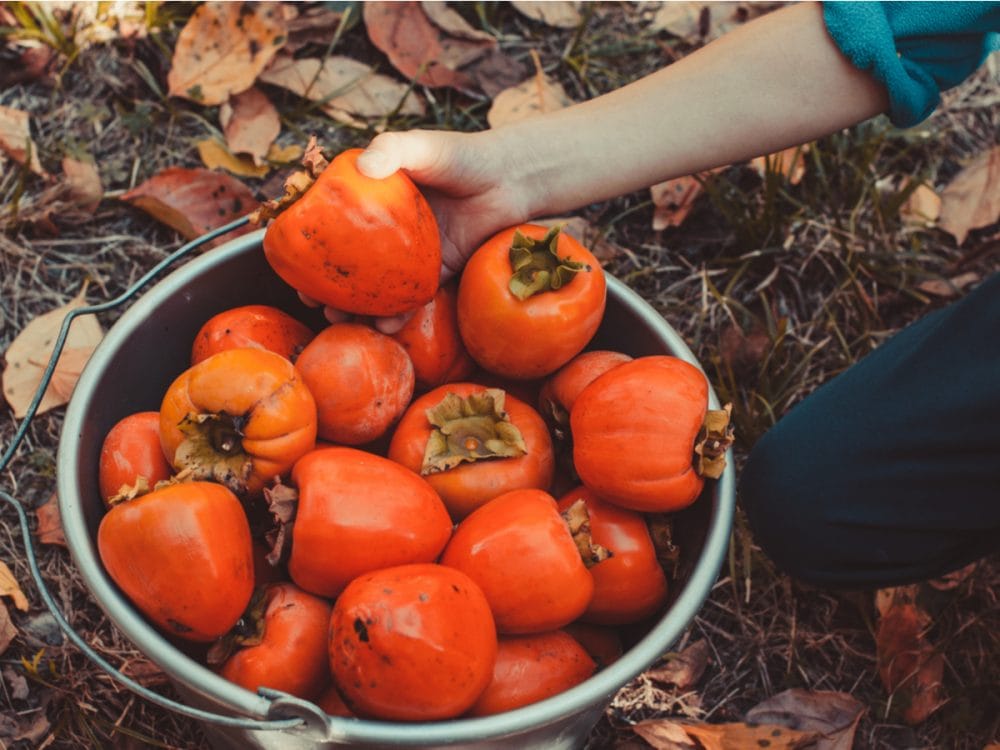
[{"xmin": 499, "ymin": 2, "xmax": 890, "ymax": 218}]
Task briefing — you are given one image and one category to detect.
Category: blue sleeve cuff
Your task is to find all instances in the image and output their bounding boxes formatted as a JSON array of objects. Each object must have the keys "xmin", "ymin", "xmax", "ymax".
[{"xmin": 823, "ymin": 2, "xmax": 1000, "ymax": 128}]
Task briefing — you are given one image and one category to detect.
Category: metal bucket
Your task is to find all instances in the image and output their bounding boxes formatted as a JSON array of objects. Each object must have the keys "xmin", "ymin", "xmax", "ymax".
[{"xmin": 57, "ymin": 229, "xmax": 735, "ymax": 749}]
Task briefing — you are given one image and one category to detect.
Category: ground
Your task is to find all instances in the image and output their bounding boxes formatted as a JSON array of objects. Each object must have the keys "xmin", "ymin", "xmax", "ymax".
[{"xmin": 0, "ymin": 3, "xmax": 997, "ymax": 749}]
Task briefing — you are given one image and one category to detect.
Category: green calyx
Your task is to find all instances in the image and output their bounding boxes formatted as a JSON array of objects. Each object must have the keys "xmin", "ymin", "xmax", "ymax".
[
  {"xmin": 508, "ymin": 225, "xmax": 590, "ymax": 301},
  {"xmin": 421, "ymin": 388, "xmax": 527, "ymax": 475}
]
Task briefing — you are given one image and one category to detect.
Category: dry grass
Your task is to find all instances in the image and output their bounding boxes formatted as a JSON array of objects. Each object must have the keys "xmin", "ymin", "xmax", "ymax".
[{"xmin": 1, "ymin": 4, "xmax": 997, "ymax": 749}]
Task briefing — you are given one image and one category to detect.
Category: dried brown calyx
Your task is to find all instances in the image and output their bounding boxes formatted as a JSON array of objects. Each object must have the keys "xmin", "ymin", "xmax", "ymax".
[
  {"xmin": 560, "ymin": 498, "xmax": 612, "ymax": 568},
  {"xmin": 263, "ymin": 478, "xmax": 298, "ymax": 567},
  {"xmin": 173, "ymin": 411, "xmax": 253, "ymax": 495},
  {"xmin": 508, "ymin": 225, "xmax": 591, "ymax": 300},
  {"xmin": 249, "ymin": 136, "xmax": 329, "ymax": 224},
  {"xmin": 694, "ymin": 403, "xmax": 735, "ymax": 479},
  {"xmin": 421, "ymin": 388, "xmax": 527, "ymax": 475},
  {"xmin": 205, "ymin": 587, "xmax": 269, "ymax": 667}
]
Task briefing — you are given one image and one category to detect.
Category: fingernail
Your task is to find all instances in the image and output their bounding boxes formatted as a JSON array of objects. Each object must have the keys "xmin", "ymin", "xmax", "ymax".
[{"xmin": 356, "ymin": 150, "xmax": 390, "ymax": 179}]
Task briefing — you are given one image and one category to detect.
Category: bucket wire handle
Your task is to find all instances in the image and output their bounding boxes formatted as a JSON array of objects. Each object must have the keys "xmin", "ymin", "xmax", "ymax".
[{"xmin": 0, "ymin": 216, "xmax": 308, "ymax": 731}]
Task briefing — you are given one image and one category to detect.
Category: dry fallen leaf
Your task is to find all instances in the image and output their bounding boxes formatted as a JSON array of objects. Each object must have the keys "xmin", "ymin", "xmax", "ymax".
[
  {"xmin": 751, "ymin": 144, "xmax": 810, "ymax": 185},
  {"xmin": 0, "ymin": 561, "xmax": 29, "ymax": 612},
  {"xmin": 284, "ymin": 5, "xmax": 347, "ymax": 53},
  {"xmin": 650, "ymin": 166, "xmax": 731, "ymax": 230},
  {"xmin": 646, "ymin": 1, "xmax": 751, "ymax": 42},
  {"xmin": 511, "ymin": 1, "xmax": 583, "ymax": 29},
  {"xmin": 646, "ymin": 639, "xmax": 710, "ymax": 690},
  {"xmin": 260, "ymin": 55, "xmax": 425, "ymax": 123},
  {"xmin": 220, "ymin": 86, "xmax": 280, "ymax": 166},
  {"xmin": 363, "ymin": 1, "xmax": 495, "ymax": 91},
  {"xmin": 167, "ymin": 1, "xmax": 287, "ymax": 105},
  {"xmin": 875, "ymin": 583, "xmax": 919, "ymax": 618},
  {"xmin": 197, "ymin": 139, "xmax": 270, "ymax": 178},
  {"xmin": 487, "ymin": 51, "xmax": 573, "ymax": 128},
  {"xmin": 120, "ymin": 167, "xmax": 258, "ymax": 246},
  {"xmin": 631, "ymin": 719, "xmax": 697, "ymax": 749},
  {"xmin": 900, "ymin": 181, "xmax": 942, "ymax": 227},
  {"xmin": 2, "ymin": 285, "xmax": 103, "ymax": 418},
  {"xmin": 0, "ymin": 104, "xmax": 47, "ymax": 176},
  {"xmin": 34, "ymin": 493, "xmax": 67, "ymax": 547},
  {"xmin": 927, "ymin": 561, "xmax": 978, "ymax": 591},
  {"xmin": 62, "ymin": 156, "xmax": 103, "ymax": 213},
  {"xmin": 938, "ymin": 145, "xmax": 1000, "ymax": 245},
  {"xmin": 876, "ymin": 601, "xmax": 946, "ymax": 725},
  {"xmin": 745, "ymin": 689, "xmax": 865, "ymax": 750},
  {"xmin": 0, "ymin": 601, "xmax": 16, "ymax": 656},
  {"xmin": 635, "ymin": 718, "xmax": 820, "ymax": 750},
  {"xmin": 421, "ymin": 1, "xmax": 495, "ymax": 41}
]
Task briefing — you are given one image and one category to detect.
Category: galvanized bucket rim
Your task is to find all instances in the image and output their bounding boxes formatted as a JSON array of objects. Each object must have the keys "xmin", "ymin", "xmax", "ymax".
[{"xmin": 57, "ymin": 229, "xmax": 735, "ymax": 744}]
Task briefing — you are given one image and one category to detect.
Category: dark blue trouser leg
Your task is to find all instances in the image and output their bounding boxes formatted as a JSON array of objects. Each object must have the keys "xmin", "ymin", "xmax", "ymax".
[{"xmin": 740, "ymin": 272, "xmax": 1000, "ymax": 589}]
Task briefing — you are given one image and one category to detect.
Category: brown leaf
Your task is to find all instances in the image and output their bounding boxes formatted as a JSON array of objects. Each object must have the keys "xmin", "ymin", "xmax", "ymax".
[
  {"xmin": 751, "ymin": 144, "xmax": 810, "ymax": 185},
  {"xmin": 0, "ymin": 104, "xmax": 48, "ymax": 176},
  {"xmin": 650, "ymin": 175, "xmax": 703, "ymax": 230},
  {"xmin": 876, "ymin": 602, "xmax": 946, "ymax": 725},
  {"xmin": 636, "ymin": 719, "xmax": 819, "ymax": 750},
  {"xmin": 467, "ymin": 47, "xmax": 528, "ymax": 99},
  {"xmin": 34, "ymin": 493, "xmax": 66, "ymax": 547},
  {"xmin": 259, "ymin": 55, "xmax": 425, "ymax": 122},
  {"xmin": 511, "ymin": 1, "xmax": 583, "ymax": 29},
  {"xmin": 421, "ymin": 2, "xmax": 495, "ymax": 41},
  {"xmin": 719, "ymin": 322, "xmax": 770, "ymax": 376},
  {"xmin": 487, "ymin": 51, "xmax": 573, "ymax": 128},
  {"xmin": 938, "ymin": 146, "xmax": 1000, "ymax": 245},
  {"xmin": 875, "ymin": 584, "xmax": 919, "ymax": 618},
  {"xmin": 0, "ymin": 561, "xmax": 29, "ymax": 612},
  {"xmin": 900, "ymin": 182, "xmax": 941, "ymax": 227},
  {"xmin": 120, "ymin": 657, "xmax": 169, "ymax": 687},
  {"xmin": 647, "ymin": 2, "xmax": 704, "ymax": 39},
  {"xmin": 363, "ymin": 2, "xmax": 495, "ymax": 91},
  {"xmin": 167, "ymin": 2, "xmax": 287, "ymax": 105},
  {"xmin": 632, "ymin": 719, "xmax": 697, "ymax": 749},
  {"xmin": 745, "ymin": 689, "xmax": 865, "ymax": 750},
  {"xmin": 120, "ymin": 167, "xmax": 258, "ymax": 245},
  {"xmin": 646, "ymin": 2, "xmax": 751, "ymax": 42},
  {"xmin": 915, "ymin": 271, "xmax": 980, "ymax": 298},
  {"xmin": 2, "ymin": 285, "xmax": 104, "ymax": 418},
  {"xmin": 62, "ymin": 156, "xmax": 103, "ymax": 212},
  {"xmin": 3, "ymin": 665, "xmax": 28, "ymax": 700},
  {"xmin": 647, "ymin": 639, "xmax": 710, "ymax": 690},
  {"xmin": 284, "ymin": 5, "xmax": 346, "ymax": 53},
  {"xmin": 221, "ymin": 87, "xmax": 280, "ymax": 166},
  {"xmin": 0, "ymin": 601, "xmax": 16, "ymax": 656},
  {"xmin": 197, "ymin": 139, "xmax": 270, "ymax": 178}
]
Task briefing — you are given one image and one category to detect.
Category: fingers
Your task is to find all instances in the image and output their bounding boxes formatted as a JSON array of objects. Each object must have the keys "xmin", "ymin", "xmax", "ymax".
[
  {"xmin": 356, "ymin": 130, "xmax": 449, "ymax": 181},
  {"xmin": 373, "ymin": 310, "xmax": 416, "ymax": 336}
]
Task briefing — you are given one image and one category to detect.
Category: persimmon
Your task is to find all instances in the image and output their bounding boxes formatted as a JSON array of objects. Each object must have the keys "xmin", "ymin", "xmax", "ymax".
[
  {"xmin": 439, "ymin": 488, "xmax": 601, "ymax": 634},
  {"xmin": 190, "ymin": 304, "xmax": 314, "ymax": 365},
  {"xmin": 328, "ymin": 563, "xmax": 497, "ymax": 721},
  {"xmin": 159, "ymin": 348, "xmax": 317, "ymax": 496},
  {"xmin": 286, "ymin": 446, "xmax": 453, "ymax": 599},
  {"xmin": 563, "ymin": 622, "xmax": 624, "ymax": 669},
  {"xmin": 214, "ymin": 583, "xmax": 332, "ymax": 702},
  {"xmin": 466, "ymin": 630, "xmax": 596, "ymax": 717},
  {"xmin": 97, "ymin": 481, "xmax": 254, "ymax": 642},
  {"xmin": 98, "ymin": 411, "xmax": 172, "ymax": 504},
  {"xmin": 457, "ymin": 224, "xmax": 606, "ymax": 379},
  {"xmin": 387, "ymin": 383, "xmax": 555, "ymax": 520},
  {"xmin": 571, "ymin": 356, "xmax": 733, "ymax": 512},
  {"xmin": 294, "ymin": 322, "xmax": 414, "ymax": 445},
  {"xmin": 538, "ymin": 350, "xmax": 633, "ymax": 434},
  {"xmin": 260, "ymin": 147, "xmax": 440, "ymax": 316},
  {"xmin": 557, "ymin": 486, "xmax": 669, "ymax": 625},
  {"xmin": 389, "ymin": 280, "xmax": 475, "ymax": 391}
]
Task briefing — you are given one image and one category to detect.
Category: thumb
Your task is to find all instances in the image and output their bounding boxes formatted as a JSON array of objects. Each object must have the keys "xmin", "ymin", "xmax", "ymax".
[{"xmin": 356, "ymin": 131, "xmax": 445, "ymax": 181}]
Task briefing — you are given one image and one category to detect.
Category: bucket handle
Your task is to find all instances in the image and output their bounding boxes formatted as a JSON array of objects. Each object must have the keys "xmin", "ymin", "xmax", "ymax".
[{"xmin": 0, "ymin": 216, "xmax": 311, "ymax": 732}]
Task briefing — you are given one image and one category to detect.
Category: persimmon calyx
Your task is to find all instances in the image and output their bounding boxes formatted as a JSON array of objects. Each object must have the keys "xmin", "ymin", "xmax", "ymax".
[
  {"xmin": 508, "ymin": 225, "xmax": 591, "ymax": 301},
  {"xmin": 249, "ymin": 136, "xmax": 329, "ymax": 224},
  {"xmin": 263, "ymin": 478, "xmax": 298, "ymax": 567},
  {"xmin": 421, "ymin": 388, "xmax": 527, "ymax": 475},
  {"xmin": 694, "ymin": 403, "xmax": 735, "ymax": 479},
  {"xmin": 647, "ymin": 513, "xmax": 681, "ymax": 578},
  {"xmin": 205, "ymin": 587, "xmax": 269, "ymax": 666},
  {"xmin": 561, "ymin": 498, "xmax": 612, "ymax": 569},
  {"xmin": 174, "ymin": 411, "xmax": 252, "ymax": 495}
]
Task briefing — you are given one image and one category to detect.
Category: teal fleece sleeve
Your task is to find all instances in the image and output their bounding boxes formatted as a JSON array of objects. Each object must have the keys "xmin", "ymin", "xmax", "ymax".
[{"xmin": 823, "ymin": 1, "xmax": 1000, "ymax": 127}]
